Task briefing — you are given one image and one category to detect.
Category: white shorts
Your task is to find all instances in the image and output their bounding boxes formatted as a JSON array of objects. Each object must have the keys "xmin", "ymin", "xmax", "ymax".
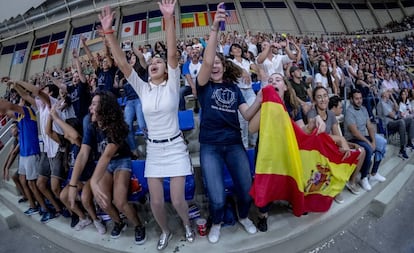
[{"xmin": 18, "ymin": 155, "xmax": 40, "ymax": 181}]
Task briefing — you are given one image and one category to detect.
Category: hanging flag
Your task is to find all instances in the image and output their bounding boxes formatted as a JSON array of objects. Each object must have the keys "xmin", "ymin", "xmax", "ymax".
[
  {"xmin": 227, "ymin": 10, "xmax": 239, "ymax": 24},
  {"xmin": 149, "ymin": 17, "xmax": 162, "ymax": 33},
  {"xmin": 195, "ymin": 12, "xmax": 208, "ymax": 26},
  {"xmin": 181, "ymin": 13, "xmax": 195, "ymax": 28},
  {"xmin": 39, "ymin": 44, "xmax": 49, "ymax": 58},
  {"xmin": 121, "ymin": 21, "xmax": 135, "ymax": 37},
  {"xmin": 249, "ymin": 86, "xmax": 360, "ymax": 217},
  {"xmin": 12, "ymin": 49, "xmax": 26, "ymax": 64},
  {"xmin": 47, "ymin": 41, "xmax": 58, "ymax": 56},
  {"xmin": 31, "ymin": 47, "xmax": 40, "ymax": 60},
  {"xmin": 134, "ymin": 20, "xmax": 147, "ymax": 35},
  {"xmin": 69, "ymin": 34, "xmax": 80, "ymax": 49},
  {"xmin": 56, "ymin": 39, "xmax": 64, "ymax": 54}
]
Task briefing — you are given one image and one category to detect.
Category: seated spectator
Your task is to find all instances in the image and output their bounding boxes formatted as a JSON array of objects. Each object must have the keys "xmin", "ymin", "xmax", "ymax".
[
  {"xmin": 315, "ymin": 59, "xmax": 338, "ymax": 95},
  {"xmin": 344, "ymin": 89, "xmax": 387, "ymax": 191},
  {"xmin": 289, "ymin": 65, "xmax": 312, "ymax": 115},
  {"xmin": 377, "ymin": 89, "xmax": 414, "ymax": 159},
  {"xmin": 398, "ymin": 88, "xmax": 413, "ymax": 118}
]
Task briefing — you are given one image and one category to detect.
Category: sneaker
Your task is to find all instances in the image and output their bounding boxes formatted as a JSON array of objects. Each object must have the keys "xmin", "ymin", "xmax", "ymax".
[
  {"xmin": 257, "ymin": 216, "xmax": 268, "ymax": 232},
  {"xmin": 75, "ymin": 218, "xmax": 92, "ymax": 231},
  {"xmin": 208, "ymin": 224, "xmax": 221, "ymax": 244},
  {"xmin": 157, "ymin": 232, "xmax": 172, "ymax": 250},
  {"xmin": 407, "ymin": 143, "xmax": 414, "ymax": 150},
  {"xmin": 185, "ymin": 225, "xmax": 195, "ymax": 243},
  {"xmin": 71, "ymin": 214, "xmax": 79, "ymax": 228},
  {"xmin": 370, "ymin": 173, "xmax": 386, "ymax": 182},
  {"xmin": 360, "ymin": 177, "xmax": 372, "ymax": 191},
  {"xmin": 399, "ymin": 149, "xmax": 409, "ymax": 159},
  {"xmin": 111, "ymin": 220, "xmax": 127, "ymax": 239},
  {"xmin": 18, "ymin": 198, "xmax": 28, "ymax": 203},
  {"xmin": 94, "ymin": 218, "xmax": 107, "ymax": 234},
  {"xmin": 61, "ymin": 208, "xmax": 71, "ymax": 218},
  {"xmin": 24, "ymin": 207, "xmax": 39, "ymax": 216},
  {"xmin": 334, "ymin": 193, "xmax": 344, "ymax": 204},
  {"xmin": 346, "ymin": 182, "xmax": 360, "ymax": 195},
  {"xmin": 134, "ymin": 226, "xmax": 146, "ymax": 245},
  {"xmin": 40, "ymin": 211, "xmax": 57, "ymax": 223},
  {"xmin": 239, "ymin": 218, "xmax": 257, "ymax": 234}
]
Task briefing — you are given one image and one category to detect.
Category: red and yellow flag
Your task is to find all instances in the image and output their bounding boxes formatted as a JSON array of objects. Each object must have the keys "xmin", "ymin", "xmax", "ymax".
[{"xmin": 250, "ymin": 86, "xmax": 360, "ymax": 217}]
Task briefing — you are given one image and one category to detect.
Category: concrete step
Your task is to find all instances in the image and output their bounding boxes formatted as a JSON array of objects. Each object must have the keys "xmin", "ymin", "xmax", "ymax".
[
  {"xmin": 370, "ymin": 164, "xmax": 414, "ymax": 217},
  {"xmin": 0, "ymin": 200, "xmax": 18, "ymax": 229},
  {"xmin": 0, "ymin": 144, "xmax": 411, "ymax": 253}
]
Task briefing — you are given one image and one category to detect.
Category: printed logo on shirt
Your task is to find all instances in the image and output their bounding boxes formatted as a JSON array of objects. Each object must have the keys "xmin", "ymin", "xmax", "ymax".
[
  {"xmin": 211, "ymin": 88, "xmax": 236, "ymax": 113},
  {"xmin": 97, "ymin": 138, "xmax": 108, "ymax": 155}
]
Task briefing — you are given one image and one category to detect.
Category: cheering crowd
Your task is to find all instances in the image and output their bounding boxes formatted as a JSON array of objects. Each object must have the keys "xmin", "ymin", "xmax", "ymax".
[{"xmin": 1, "ymin": 0, "xmax": 414, "ymax": 250}]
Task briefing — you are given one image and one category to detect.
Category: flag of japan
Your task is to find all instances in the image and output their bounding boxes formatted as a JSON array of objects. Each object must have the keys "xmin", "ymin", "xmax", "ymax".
[{"xmin": 122, "ymin": 22, "xmax": 134, "ymax": 37}]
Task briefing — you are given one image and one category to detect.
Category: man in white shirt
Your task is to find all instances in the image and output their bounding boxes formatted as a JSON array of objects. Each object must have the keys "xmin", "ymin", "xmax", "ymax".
[{"xmin": 179, "ymin": 48, "xmax": 202, "ymax": 111}]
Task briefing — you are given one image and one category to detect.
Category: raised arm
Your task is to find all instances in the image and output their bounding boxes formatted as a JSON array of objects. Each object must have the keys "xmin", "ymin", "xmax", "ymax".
[
  {"xmin": 99, "ymin": 6, "xmax": 132, "ymax": 77},
  {"xmin": 132, "ymin": 45, "xmax": 147, "ymax": 69},
  {"xmin": 0, "ymin": 99, "xmax": 24, "ymax": 115},
  {"xmin": 46, "ymin": 112, "xmax": 61, "ymax": 144},
  {"xmin": 256, "ymin": 41, "xmax": 271, "ymax": 64},
  {"xmin": 197, "ymin": 2, "xmax": 227, "ymax": 86},
  {"xmin": 158, "ymin": 0, "xmax": 177, "ymax": 68},
  {"xmin": 80, "ymin": 35, "xmax": 98, "ymax": 70},
  {"xmin": 9, "ymin": 82, "xmax": 36, "ymax": 107},
  {"xmin": 50, "ymin": 107, "xmax": 81, "ymax": 146},
  {"xmin": 72, "ymin": 49, "xmax": 87, "ymax": 84},
  {"xmin": 14, "ymin": 80, "xmax": 50, "ymax": 107}
]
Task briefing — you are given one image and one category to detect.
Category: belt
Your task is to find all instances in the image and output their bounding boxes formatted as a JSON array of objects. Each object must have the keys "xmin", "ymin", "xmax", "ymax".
[{"xmin": 147, "ymin": 133, "xmax": 181, "ymax": 143}]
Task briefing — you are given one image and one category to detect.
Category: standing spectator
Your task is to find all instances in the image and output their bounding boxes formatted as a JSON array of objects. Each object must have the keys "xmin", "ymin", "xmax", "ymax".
[
  {"xmin": 100, "ymin": 1, "xmax": 195, "ymax": 250},
  {"xmin": 196, "ymin": 3, "xmax": 262, "ymax": 243}
]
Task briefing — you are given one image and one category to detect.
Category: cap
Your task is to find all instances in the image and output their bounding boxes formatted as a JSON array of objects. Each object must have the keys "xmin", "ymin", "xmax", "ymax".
[{"xmin": 290, "ymin": 65, "xmax": 300, "ymax": 74}]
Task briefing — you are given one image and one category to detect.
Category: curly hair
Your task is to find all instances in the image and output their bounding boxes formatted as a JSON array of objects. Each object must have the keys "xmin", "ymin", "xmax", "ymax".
[
  {"xmin": 215, "ymin": 52, "xmax": 242, "ymax": 84},
  {"xmin": 94, "ymin": 91, "xmax": 128, "ymax": 145}
]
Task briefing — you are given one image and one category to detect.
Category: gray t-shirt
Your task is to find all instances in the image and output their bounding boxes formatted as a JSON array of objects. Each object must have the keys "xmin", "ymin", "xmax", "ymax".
[
  {"xmin": 307, "ymin": 108, "xmax": 337, "ymax": 134},
  {"xmin": 379, "ymin": 99, "xmax": 395, "ymax": 126},
  {"xmin": 344, "ymin": 105, "xmax": 369, "ymax": 140}
]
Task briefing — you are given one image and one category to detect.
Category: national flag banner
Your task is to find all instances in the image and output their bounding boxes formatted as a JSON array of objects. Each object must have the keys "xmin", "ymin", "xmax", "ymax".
[
  {"xmin": 69, "ymin": 34, "xmax": 80, "ymax": 49},
  {"xmin": 134, "ymin": 20, "xmax": 147, "ymax": 35},
  {"xmin": 39, "ymin": 44, "xmax": 49, "ymax": 58},
  {"xmin": 210, "ymin": 10, "xmax": 238, "ymax": 25},
  {"xmin": 249, "ymin": 86, "xmax": 360, "ymax": 217},
  {"xmin": 56, "ymin": 39, "xmax": 64, "ymax": 54},
  {"xmin": 121, "ymin": 21, "xmax": 135, "ymax": 37},
  {"xmin": 149, "ymin": 17, "xmax": 162, "ymax": 33},
  {"xmin": 12, "ymin": 49, "xmax": 26, "ymax": 64},
  {"xmin": 47, "ymin": 41, "xmax": 58, "ymax": 56},
  {"xmin": 31, "ymin": 47, "xmax": 40, "ymax": 60},
  {"xmin": 227, "ymin": 10, "xmax": 239, "ymax": 24},
  {"xmin": 195, "ymin": 12, "xmax": 208, "ymax": 26},
  {"xmin": 181, "ymin": 13, "xmax": 195, "ymax": 28},
  {"xmin": 81, "ymin": 31, "xmax": 93, "ymax": 41}
]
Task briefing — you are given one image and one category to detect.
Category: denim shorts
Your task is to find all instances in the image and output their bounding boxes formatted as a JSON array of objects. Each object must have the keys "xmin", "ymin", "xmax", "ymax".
[{"xmin": 106, "ymin": 158, "xmax": 132, "ymax": 174}]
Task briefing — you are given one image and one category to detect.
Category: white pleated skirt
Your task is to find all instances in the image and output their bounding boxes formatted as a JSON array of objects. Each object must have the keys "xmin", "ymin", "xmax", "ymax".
[{"xmin": 145, "ymin": 135, "xmax": 193, "ymax": 178}]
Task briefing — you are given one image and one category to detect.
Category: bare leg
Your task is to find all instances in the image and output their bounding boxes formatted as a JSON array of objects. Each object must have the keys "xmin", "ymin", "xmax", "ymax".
[
  {"xmin": 19, "ymin": 175, "xmax": 35, "ymax": 208},
  {"xmin": 36, "ymin": 176, "xmax": 61, "ymax": 211},
  {"xmin": 96, "ymin": 172, "xmax": 121, "ymax": 223}
]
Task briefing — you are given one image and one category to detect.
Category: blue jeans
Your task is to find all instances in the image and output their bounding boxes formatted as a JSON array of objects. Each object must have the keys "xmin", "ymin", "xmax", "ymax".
[
  {"xmin": 124, "ymin": 98, "xmax": 146, "ymax": 151},
  {"xmin": 200, "ymin": 143, "xmax": 252, "ymax": 225},
  {"xmin": 179, "ymin": 86, "xmax": 192, "ymax": 111},
  {"xmin": 350, "ymin": 134, "xmax": 386, "ymax": 178}
]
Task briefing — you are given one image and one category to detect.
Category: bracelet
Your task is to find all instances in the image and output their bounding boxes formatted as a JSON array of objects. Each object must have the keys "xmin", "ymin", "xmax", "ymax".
[
  {"xmin": 210, "ymin": 25, "xmax": 218, "ymax": 32},
  {"xmin": 103, "ymin": 29, "xmax": 115, "ymax": 35},
  {"xmin": 68, "ymin": 184, "xmax": 77, "ymax": 188}
]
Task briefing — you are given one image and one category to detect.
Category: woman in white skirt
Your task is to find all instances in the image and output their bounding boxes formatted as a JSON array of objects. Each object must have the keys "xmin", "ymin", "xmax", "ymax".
[{"xmin": 99, "ymin": 0, "xmax": 194, "ymax": 250}]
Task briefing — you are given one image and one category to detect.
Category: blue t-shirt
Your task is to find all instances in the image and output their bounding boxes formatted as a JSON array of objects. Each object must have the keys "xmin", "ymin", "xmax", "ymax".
[
  {"xmin": 97, "ymin": 66, "xmax": 117, "ymax": 93},
  {"xmin": 67, "ymin": 81, "xmax": 91, "ymax": 119},
  {"xmin": 82, "ymin": 117, "xmax": 131, "ymax": 160},
  {"xmin": 16, "ymin": 106, "xmax": 40, "ymax": 156},
  {"xmin": 197, "ymin": 81, "xmax": 246, "ymax": 145},
  {"xmin": 69, "ymin": 144, "xmax": 95, "ymax": 182}
]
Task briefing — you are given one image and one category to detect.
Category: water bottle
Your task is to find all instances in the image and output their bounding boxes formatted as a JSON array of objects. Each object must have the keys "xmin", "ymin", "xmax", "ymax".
[{"xmin": 219, "ymin": 4, "xmax": 226, "ymax": 31}]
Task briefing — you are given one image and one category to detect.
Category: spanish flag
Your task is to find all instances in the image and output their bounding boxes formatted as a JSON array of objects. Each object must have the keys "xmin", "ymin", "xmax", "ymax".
[{"xmin": 250, "ymin": 86, "xmax": 360, "ymax": 217}]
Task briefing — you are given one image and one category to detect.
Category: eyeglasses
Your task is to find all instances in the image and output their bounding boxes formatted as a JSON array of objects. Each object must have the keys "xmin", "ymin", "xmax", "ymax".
[{"xmin": 315, "ymin": 94, "xmax": 329, "ymax": 101}]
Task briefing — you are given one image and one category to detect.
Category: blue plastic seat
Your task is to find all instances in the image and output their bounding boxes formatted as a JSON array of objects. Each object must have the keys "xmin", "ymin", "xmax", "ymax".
[
  {"xmin": 117, "ymin": 97, "xmax": 127, "ymax": 107},
  {"xmin": 128, "ymin": 160, "xmax": 148, "ymax": 202},
  {"xmin": 178, "ymin": 110, "xmax": 195, "ymax": 131},
  {"xmin": 163, "ymin": 175, "xmax": 195, "ymax": 202}
]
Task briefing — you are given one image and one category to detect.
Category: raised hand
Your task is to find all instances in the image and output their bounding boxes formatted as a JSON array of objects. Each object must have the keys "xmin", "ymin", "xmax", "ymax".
[
  {"xmin": 158, "ymin": 0, "xmax": 176, "ymax": 18},
  {"xmin": 72, "ymin": 48, "xmax": 78, "ymax": 59},
  {"xmin": 212, "ymin": 2, "xmax": 227, "ymax": 28},
  {"xmin": 98, "ymin": 6, "xmax": 115, "ymax": 32}
]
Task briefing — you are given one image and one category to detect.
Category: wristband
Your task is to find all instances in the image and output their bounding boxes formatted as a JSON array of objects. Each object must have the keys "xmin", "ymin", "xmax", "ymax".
[
  {"xmin": 103, "ymin": 29, "xmax": 115, "ymax": 35},
  {"xmin": 210, "ymin": 25, "xmax": 218, "ymax": 32},
  {"xmin": 69, "ymin": 184, "xmax": 77, "ymax": 188}
]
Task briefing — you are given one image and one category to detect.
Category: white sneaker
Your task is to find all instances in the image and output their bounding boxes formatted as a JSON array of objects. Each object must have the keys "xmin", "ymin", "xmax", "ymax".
[
  {"xmin": 370, "ymin": 173, "xmax": 386, "ymax": 182},
  {"xmin": 93, "ymin": 218, "xmax": 107, "ymax": 234},
  {"xmin": 208, "ymin": 224, "xmax": 221, "ymax": 244},
  {"xmin": 360, "ymin": 177, "xmax": 372, "ymax": 191},
  {"xmin": 334, "ymin": 193, "xmax": 344, "ymax": 204},
  {"xmin": 239, "ymin": 218, "xmax": 257, "ymax": 234},
  {"xmin": 75, "ymin": 217, "xmax": 92, "ymax": 231}
]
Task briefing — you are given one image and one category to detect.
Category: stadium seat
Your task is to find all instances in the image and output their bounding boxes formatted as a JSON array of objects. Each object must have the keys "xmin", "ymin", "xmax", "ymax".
[
  {"xmin": 129, "ymin": 160, "xmax": 148, "ymax": 202},
  {"xmin": 178, "ymin": 109, "xmax": 195, "ymax": 131},
  {"xmin": 163, "ymin": 175, "xmax": 195, "ymax": 202}
]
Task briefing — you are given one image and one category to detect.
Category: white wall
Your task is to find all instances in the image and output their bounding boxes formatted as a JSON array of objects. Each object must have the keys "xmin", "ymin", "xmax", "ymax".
[{"xmin": 317, "ymin": 9, "xmax": 346, "ymax": 33}]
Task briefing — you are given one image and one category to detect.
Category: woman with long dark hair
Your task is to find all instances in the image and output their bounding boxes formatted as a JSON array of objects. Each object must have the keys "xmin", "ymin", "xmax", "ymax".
[{"xmin": 315, "ymin": 59, "xmax": 338, "ymax": 95}]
